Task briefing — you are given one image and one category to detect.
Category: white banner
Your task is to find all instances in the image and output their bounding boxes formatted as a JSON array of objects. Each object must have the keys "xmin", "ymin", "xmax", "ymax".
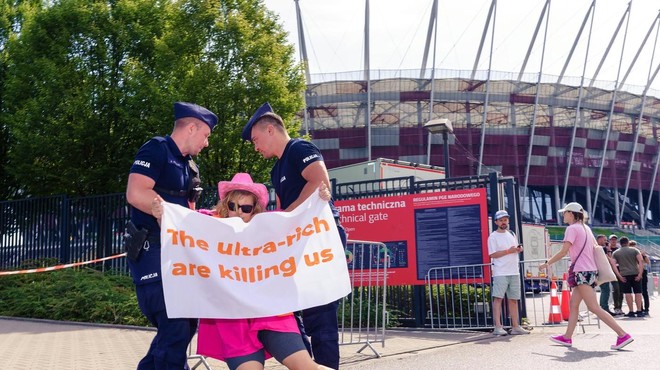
[{"xmin": 161, "ymin": 194, "xmax": 351, "ymax": 319}]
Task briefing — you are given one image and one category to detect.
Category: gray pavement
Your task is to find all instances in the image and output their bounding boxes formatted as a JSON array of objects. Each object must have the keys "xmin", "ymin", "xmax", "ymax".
[{"xmin": 1, "ymin": 298, "xmax": 658, "ymax": 370}]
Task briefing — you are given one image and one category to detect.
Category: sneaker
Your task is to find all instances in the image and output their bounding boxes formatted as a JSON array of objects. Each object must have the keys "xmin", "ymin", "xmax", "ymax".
[
  {"xmin": 550, "ymin": 335, "xmax": 572, "ymax": 347},
  {"xmin": 611, "ymin": 333, "xmax": 633, "ymax": 350},
  {"xmin": 624, "ymin": 312, "xmax": 637, "ymax": 318},
  {"xmin": 510, "ymin": 326, "xmax": 530, "ymax": 335},
  {"xmin": 614, "ymin": 309, "xmax": 624, "ymax": 316},
  {"xmin": 604, "ymin": 309, "xmax": 616, "ymax": 316},
  {"xmin": 637, "ymin": 311, "xmax": 646, "ymax": 317},
  {"xmin": 493, "ymin": 327, "xmax": 508, "ymax": 336}
]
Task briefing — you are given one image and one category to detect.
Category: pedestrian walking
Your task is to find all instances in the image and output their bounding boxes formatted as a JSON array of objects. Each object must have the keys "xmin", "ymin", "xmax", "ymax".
[{"xmin": 539, "ymin": 202, "xmax": 633, "ymax": 350}]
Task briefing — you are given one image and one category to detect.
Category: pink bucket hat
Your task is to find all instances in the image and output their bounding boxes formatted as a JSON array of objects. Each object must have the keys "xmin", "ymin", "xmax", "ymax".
[{"xmin": 217, "ymin": 173, "xmax": 269, "ymax": 209}]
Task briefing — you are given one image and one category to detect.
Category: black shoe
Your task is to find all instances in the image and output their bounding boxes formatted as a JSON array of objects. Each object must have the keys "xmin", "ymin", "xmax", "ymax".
[
  {"xmin": 624, "ymin": 312, "xmax": 637, "ymax": 318},
  {"xmin": 604, "ymin": 309, "xmax": 616, "ymax": 316},
  {"xmin": 637, "ymin": 311, "xmax": 646, "ymax": 317}
]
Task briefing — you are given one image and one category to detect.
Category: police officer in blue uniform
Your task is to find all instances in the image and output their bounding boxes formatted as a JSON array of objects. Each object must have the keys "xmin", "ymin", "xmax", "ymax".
[
  {"xmin": 126, "ymin": 102, "xmax": 217, "ymax": 370},
  {"xmin": 242, "ymin": 102, "xmax": 346, "ymax": 370}
]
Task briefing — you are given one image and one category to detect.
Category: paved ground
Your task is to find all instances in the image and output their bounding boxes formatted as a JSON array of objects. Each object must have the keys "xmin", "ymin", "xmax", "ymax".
[{"xmin": 1, "ymin": 298, "xmax": 658, "ymax": 369}]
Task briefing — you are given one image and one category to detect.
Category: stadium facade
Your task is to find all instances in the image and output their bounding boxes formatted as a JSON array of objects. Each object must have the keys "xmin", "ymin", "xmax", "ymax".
[{"xmin": 291, "ymin": 0, "xmax": 660, "ymax": 227}]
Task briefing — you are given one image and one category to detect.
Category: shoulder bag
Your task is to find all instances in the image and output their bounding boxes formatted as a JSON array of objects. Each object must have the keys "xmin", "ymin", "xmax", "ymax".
[{"xmin": 567, "ymin": 236, "xmax": 587, "ymax": 288}]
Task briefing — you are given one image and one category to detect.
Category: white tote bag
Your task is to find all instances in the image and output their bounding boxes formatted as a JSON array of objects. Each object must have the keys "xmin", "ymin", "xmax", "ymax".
[
  {"xmin": 593, "ymin": 245, "xmax": 616, "ymax": 286},
  {"xmin": 582, "ymin": 224, "xmax": 617, "ymax": 286}
]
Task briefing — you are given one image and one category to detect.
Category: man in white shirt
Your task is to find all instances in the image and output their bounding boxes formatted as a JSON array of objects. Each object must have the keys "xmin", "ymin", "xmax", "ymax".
[{"xmin": 488, "ymin": 210, "xmax": 530, "ymax": 336}]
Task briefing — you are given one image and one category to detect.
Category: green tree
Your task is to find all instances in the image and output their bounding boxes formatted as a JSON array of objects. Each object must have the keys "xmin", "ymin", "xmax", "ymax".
[
  {"xmin": 4, "ymin": 0, "xmax": 177, "ymax": 196},
  {"xmin": 0, "ymin": 0, "xmax": 12, "ymax": 199},
  {"xmin": 3, "ymin": 0, "xmax": 304, "ymax": 196},
  {"xmin": 165, "ymin": 0, "xmax": 306, "ymax": 186},
  {"xmin": 0, "ymin": 0, "xmax": 43, "ymax": 199}
]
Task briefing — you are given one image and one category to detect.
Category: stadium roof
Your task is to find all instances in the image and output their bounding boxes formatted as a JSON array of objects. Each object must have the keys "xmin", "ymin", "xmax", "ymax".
[{"xmin": 266, "ymin": 0, "xmax": 660, "ymax": 97}]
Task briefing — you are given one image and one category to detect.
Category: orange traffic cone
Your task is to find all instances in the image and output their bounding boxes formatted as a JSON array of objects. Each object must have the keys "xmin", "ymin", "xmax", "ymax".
[
  {"xmin": 561, "ymin": 273, "xmax": 571, "ymax": 321},
  {"xmin": 547, "ymin": 280, "xmax": 563, "ymax": 324}
]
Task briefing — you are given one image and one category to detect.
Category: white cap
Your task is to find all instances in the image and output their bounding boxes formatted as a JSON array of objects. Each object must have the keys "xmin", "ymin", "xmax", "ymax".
[
  {"xmin": 558, "ymin": 202, "xmax": 584, "ymax": 214},
  {"xmin": 494, "ymin": 210, "xmax": 509, "ymax": 220}
]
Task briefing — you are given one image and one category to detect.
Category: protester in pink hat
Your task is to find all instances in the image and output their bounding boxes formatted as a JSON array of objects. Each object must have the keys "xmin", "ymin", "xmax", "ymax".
[
  {"xmin": 212, "ymin": 172, "xmax": 269, "ymax": 221},
  {"xmin": 195, "ymin": 173, "xmax": 332, "ymax": 370}
]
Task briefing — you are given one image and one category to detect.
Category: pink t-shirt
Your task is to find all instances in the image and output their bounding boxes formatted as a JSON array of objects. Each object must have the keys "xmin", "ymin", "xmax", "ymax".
[{"xmin": 563, "ymin": 223, "xmax": 597, "ymax": 272}]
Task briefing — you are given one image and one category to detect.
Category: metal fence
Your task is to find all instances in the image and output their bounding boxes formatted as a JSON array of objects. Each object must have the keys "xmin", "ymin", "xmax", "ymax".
[
  {"xmin": 425, "ymin": 259, "xmax": 601, "ymax": 332},
  {"xmin": 521, "ymin": 258, "xmax": 600, "ymax": 331},
  {"xmin": 1, "ymin": 171, "xmax": 510, "ymax": 330},
  {"xmin": 426, "ymin": 263, "xmax": 493, "ymax": 330},
  {"xmin": 183, "ymin": 240, "xmax": 389, "ymax": 367},
  {"xmin": 340, "ymin": 240, "xmax": 388, "ymax": 357},
  {"xmin": 0, "ymin": 193, "xmax": 129, "ymax": 272},
  {"xmin": 1, "ymin": 173, "xmax": 496, "ymax": 271},
  {"xmin": 0, "ymin": 188, "xmax": 240, "ymax": 273},
  {"xmin": 332, "ymin": 174, "xmax": 494, "ymax": 201}
]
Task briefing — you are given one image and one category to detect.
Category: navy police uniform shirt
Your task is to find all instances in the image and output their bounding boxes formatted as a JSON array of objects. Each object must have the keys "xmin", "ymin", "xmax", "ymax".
[
  {"xmin": 271, "ymin": 138, "xmax": 340, "ymax": 219},
  {"xmin": 128, "ymin": 136, "xmax": 193, "ymax": 285},
  {"xmin": 274, "ymin": 139, "xmax": 344, "ymax": 368}
]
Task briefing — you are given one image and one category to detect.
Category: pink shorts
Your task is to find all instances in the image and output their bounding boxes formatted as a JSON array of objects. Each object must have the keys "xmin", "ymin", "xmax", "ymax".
[{"xmin": 196, "ymin": 313, "xmax": 300, "ymax": 361}]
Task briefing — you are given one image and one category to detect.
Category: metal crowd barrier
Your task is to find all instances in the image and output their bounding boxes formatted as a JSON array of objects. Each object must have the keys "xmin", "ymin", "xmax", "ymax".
[
  {"xmin": 426, "ymin": 263, "xmax": 493, "ymax": 330},
  {"xmin": 426, "ymin": 259, "xmax": 602, "ymax": 331},
  {"xmin": 340, "ymin": 240, "xmax": 388, "ymax": 357},
  {"xmin": 187, "ymin": 334, "xmax": 211, "ymax": 370},
  {"xmin": 184, "ymin": 240, "xmax": 389, "ymax": 366},
  {"xmin": 521, "ymin": 258, "xmax": 599, "ymax": 331}
]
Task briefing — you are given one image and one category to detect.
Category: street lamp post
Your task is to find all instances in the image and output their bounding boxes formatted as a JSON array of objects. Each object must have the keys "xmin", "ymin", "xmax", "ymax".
[{"xmin": 424, "ymin": 118, "xmax": 453, "ymax": 179}]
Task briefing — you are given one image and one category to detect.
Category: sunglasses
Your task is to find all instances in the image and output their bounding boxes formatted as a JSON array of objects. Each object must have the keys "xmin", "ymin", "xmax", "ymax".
[{"xmin": 228, "ymin": 201, "xmax": 255, "ymax": 214}]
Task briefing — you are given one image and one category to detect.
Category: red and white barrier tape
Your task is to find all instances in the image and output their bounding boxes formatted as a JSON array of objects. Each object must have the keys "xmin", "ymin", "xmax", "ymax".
[{"xmin": 0, "ymin": 253, "xmax": 127, "ymax": 276}]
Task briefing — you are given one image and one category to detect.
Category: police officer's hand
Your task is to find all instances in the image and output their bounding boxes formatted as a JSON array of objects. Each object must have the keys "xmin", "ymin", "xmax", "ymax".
[
  {"xmin": 151, "ymin": 196, "xmax": 164, "ymax": 225},
  {"xmin": 318, "ymin": 182, "xmax": 331, "ymax": 202}
]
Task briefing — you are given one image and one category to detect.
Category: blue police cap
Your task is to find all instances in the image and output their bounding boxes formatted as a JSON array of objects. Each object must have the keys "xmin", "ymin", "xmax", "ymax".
[
  {"xmin": 174, "ymin": 102, "xmax": 218, "ymax": 131},
  {"xmin": 242, "ymin": 102, "xmax": 282, "ymax": 141}
]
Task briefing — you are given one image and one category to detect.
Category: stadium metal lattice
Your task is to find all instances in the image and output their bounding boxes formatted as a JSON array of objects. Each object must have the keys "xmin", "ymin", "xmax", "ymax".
[{"xmin": 291, "ymin": 1, "xmax": 660, "ymax": 227}]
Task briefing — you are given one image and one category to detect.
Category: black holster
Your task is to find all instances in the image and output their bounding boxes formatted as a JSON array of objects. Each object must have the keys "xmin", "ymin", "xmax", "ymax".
[
  {"xmin": 123, "ymin": 220, "xmax": 148, "ymax": 262},
  {"xmin": 187, "ymin": 159, "xmax": 202, "ymax": 203}
]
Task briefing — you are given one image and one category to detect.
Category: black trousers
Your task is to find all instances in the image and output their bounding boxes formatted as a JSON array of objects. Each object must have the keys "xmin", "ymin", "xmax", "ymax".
[
  {"xmin": 136, "ymin": 282, "xmax": 197, "ymax": 370},
  {"xmin": 294, "ymin": 221, "xmax": 347, "ymax": 369},
  {"xmin": 642, "ymin": 270, "xmax": 650, "ymax": 311}
]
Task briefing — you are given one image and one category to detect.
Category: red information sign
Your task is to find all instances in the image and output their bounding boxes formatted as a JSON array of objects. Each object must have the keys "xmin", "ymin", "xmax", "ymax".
[{"xmin": 336, "ymin": 188, "xmax": 489, "ymax": 285}]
